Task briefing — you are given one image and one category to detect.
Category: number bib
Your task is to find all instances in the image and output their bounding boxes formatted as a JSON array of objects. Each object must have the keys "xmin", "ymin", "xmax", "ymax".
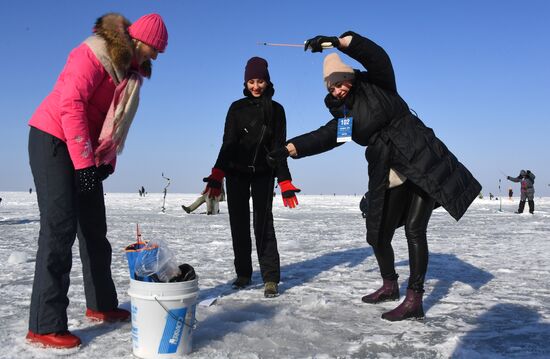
[{"xmin": 337, "ymin": 117, "xmax": 353, "ymax": 143}]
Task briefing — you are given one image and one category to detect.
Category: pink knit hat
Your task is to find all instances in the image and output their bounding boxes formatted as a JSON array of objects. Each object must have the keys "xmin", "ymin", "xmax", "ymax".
[{"xmin": 128, "ymin": 13, "xmax": 168, "ymax": 52}]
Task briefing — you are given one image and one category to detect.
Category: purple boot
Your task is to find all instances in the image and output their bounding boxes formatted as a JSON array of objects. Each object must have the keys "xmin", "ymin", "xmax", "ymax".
[
  {"xmin": 362, "ymin": 279, "xmax": 399, "ymax": 304},
  {"xmin": 381, "ymin": 289, "xmax": 424, "ymax": 321}
]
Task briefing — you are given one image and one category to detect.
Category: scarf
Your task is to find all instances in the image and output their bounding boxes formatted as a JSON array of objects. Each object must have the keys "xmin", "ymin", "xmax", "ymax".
[{"xmin": 84, "ymin": 35, "xmax": 143, "ymax": 166}]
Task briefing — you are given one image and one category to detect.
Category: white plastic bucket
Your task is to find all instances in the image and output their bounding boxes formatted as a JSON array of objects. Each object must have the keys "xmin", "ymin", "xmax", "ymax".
[{"xmin": 128, "ymin": 278, "xmax": 199, "ymax": 358}]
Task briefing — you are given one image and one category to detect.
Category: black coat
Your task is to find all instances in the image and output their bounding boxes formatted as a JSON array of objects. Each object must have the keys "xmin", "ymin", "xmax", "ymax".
[
  {"xmin": 290, "ymin": 31, "xmax": 481, "ymax": 245},
  {"xmin": 214, "ymin": 86, "xmax": 291, "ymax": 181}
]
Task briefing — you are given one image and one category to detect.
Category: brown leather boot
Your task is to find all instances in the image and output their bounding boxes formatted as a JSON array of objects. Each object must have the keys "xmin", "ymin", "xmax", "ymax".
[
  {"xmin": 381, "ymin": 289, "xmax": 424, "ymax": 321},
  {"xmin": 362, "ymin": 279, "xmax": 399, "ymax": 304}
]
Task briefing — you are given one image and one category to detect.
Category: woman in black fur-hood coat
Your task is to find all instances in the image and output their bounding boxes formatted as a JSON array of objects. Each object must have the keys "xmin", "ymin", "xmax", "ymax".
[{"xmin": 275, "ymin": 31, "xmax": 481, "ymax": 321}]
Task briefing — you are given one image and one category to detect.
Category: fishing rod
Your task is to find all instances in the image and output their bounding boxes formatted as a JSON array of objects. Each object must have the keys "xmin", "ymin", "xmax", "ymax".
[
  {"xmin": 258, "ymin": 41, "xmax": 334, "ymax": 50},
  {"xmin": 161, "ymin": 172, "xmax": 170, "ymax": 213},
  {"xmin": 257, "ymin": 42, "xmax": 303, "ymax": 48},
  {"xmin": 136, "ymin": 223, "xmax": 144, "ymax": 245}
]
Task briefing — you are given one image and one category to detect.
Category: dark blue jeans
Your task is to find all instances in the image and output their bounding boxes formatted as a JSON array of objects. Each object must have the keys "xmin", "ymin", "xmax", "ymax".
[{"xmin": 28, "ymin": 127, "xmax": 118, "ymax": 333}]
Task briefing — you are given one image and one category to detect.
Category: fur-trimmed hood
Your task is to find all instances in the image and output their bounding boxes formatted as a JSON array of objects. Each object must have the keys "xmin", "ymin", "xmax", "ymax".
[{"xmin": 93, "ymin": 13, "xmax": 152, "ymax": 78}]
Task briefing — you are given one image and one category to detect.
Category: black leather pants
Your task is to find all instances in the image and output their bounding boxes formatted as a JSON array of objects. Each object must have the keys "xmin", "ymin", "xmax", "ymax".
[{"xmin": 372, "ymin": 181, "xmax": 435, "ymax": 292}]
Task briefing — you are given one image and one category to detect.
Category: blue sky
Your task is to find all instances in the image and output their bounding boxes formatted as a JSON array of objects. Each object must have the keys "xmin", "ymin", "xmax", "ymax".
[{"xmin": 2, "ymin": 1, "xmax": 549, "ymax": 196}]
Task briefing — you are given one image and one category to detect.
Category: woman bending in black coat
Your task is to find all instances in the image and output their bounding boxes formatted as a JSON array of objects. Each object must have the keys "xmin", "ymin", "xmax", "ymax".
[{"xmin": 268, "ymin": 32, "xmax": 481, "ymax": 320}]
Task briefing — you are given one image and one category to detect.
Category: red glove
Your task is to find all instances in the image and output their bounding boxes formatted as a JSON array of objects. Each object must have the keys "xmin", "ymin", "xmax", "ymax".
[
  {"xmin": 203, "ymin": 168, "xmax": 225, "ymax": 198},
  {"xmin": 279, "ymin": 180, "xmax": 300, "ymax": 208}
]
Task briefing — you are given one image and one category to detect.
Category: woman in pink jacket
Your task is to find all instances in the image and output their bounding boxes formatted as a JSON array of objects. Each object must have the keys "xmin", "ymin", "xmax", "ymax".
[{"xmin": 26, "ymin": 13, "xmax": 168, "ymax": 349}]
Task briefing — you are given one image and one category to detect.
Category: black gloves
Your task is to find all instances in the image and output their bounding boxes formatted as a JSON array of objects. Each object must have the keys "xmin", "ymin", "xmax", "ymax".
[
  {"xmin": 266, "ymin": 147, "xmax": 290, "ymax": 168},
  {"xmin": 76, "ymin": 165, "xmax": 113, "ymax": 194},
  {"xmin": 97, "ymin": 164, "xmax": 114, "ymax": 181},
  {"xmin": 76, "ymin": 166, "xmax": 100, "ymax": 194},
  {"xmin": 304, "ymin": 35, "xmax": 340, "ymax": 52}
]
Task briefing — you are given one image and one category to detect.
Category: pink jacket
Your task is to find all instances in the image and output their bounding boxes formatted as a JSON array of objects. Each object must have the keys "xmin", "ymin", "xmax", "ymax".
[{"xmin": 29, "ymin": 43, "xmax": 117, "ymax": 170}]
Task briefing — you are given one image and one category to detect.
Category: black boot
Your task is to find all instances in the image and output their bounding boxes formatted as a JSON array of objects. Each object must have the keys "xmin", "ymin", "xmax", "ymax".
[
  {"xmin": 362, "ymin": 279, "xmax": 399, "ymax": 304},
  {"xmin": 528, "ymin": 200, "xmax": 535, "ymax": 214},
  {"xmin": 231, "ymin": 276, "xmax": 251, "ymax": 289},
  {"xmin": 381, "ymin": 289, "xmax": 424, "ymax": 321},
  {"xmin": 516, "ymin": 200, "xmax": 526, "ymax": 214}
]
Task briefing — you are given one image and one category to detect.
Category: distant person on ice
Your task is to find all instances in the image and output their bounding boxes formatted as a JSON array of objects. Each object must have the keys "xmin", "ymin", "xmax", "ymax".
[
  {"xmin": 182, "ymin": 179, "xmax": 226, "ymax": 214},
  {"xmin": 138, "ymin": 185, "xmax": 146, "ymax": 197},
  {"xmin": 508, "ymin": 187, "xmax": 513, "ymax": 200},
  {"xmin": 507, "ymin": 170, "xmax": 535, "ymax": 214},
  {"xmin": 203, "ymin": 57, "xmax": 300, "ymax": 298},
  {"xmin": 268, "ymin": 31, "xmax": 481, "ymax": 321},
  {"xmin": 26, "ymin": 13, "xmax": 168, "ymax": 349}
]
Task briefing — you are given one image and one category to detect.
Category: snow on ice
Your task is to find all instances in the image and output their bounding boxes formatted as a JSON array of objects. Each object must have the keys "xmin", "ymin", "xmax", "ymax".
[{"xmin": 0, "ymin": 192, "xmax": 549, "ymax": 358}]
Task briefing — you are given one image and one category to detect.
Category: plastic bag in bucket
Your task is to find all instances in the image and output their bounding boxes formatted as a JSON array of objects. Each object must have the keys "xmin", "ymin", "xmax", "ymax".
[
  {"xmin": 125, "ymin": 242, "xmax": 154, "ymax": 282},
  {"xmin": 125, "ymin": 224, "xmax": 154, "ymax": 282},
  {"xmin": 134, "ymin": 239, "xmax": 182, "ymax": 282}
]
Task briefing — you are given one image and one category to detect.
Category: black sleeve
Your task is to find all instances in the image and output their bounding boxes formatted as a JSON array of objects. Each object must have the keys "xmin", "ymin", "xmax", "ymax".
[
  {"xmin": 288, "ymin": 118, "xmax": 344, "ymax": 159},
  {"xmin": 213, "ymin": 103, "xmax": 238, "ymax": 171},
  {"xmin": 340, "ymin": 31, "xmax": 397, "ymax": 93},
  {"xmin": 272, "ymin": 104, "xmax": 292, "ymax": 182}
]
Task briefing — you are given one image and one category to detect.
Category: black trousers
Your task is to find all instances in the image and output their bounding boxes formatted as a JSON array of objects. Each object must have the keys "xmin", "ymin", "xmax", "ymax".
[
  {"xmin": 226, "ymin": 173, "xmax": 280, "ymax": 283},
  {"xmin": 371, "ymin": 181, "xmax": 435, "ymax": 293},
  {"xmin": 28, "ymin": 127, "xmax": 118, "ymax": 334}
]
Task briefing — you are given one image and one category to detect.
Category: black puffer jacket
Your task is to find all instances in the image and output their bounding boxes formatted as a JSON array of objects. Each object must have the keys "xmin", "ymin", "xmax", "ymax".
[
  {"xmin": 214, "ymin": 86, "xmax": 291, "ymax": 181},
  {"xmin": 290, "ymin": 31, "xmax": 481, "ymax": 245}
]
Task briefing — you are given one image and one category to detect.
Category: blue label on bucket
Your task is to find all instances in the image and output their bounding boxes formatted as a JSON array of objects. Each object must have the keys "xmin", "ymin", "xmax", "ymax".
[
  {"xmin": 131, "ymin": 304, "xmax": 139, "ymax": 348},
  {"xmin": 158, "ymin": 308, "xmax": 187, "ymax": 354}
]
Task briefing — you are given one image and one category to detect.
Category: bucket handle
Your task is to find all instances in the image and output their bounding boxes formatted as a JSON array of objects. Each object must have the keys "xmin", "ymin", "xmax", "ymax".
[{"xmin": 154, "ymin": 296, "xmax": 198, "ymax": 329}]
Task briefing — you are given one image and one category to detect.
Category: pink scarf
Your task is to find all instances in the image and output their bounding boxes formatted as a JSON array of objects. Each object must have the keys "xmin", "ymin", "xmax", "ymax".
[
  {"xmin": 95, "ymin": 72, "xmax": 142, "ymax": 165},
  {"xmin": 84, "ymin": 35, "xmax": 143, "ymax": 166}
]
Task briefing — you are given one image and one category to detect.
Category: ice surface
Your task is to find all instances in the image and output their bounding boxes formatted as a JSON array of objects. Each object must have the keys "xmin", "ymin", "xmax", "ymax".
[{"xmin": 0, "ymin": 192, "xmax": 549, "ymax": 358}]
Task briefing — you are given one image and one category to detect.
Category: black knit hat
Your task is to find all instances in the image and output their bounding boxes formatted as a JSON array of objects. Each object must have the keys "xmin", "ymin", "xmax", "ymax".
[{"xmin": 244, "ymin": 57, "xmax": 270, "ymax": 82}]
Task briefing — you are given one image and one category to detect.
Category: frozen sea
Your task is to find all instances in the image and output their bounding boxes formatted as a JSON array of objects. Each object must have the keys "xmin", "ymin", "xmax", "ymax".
[{"xmin": 0, "ymin": 192, "xmax": 549, "ymax": 358}]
